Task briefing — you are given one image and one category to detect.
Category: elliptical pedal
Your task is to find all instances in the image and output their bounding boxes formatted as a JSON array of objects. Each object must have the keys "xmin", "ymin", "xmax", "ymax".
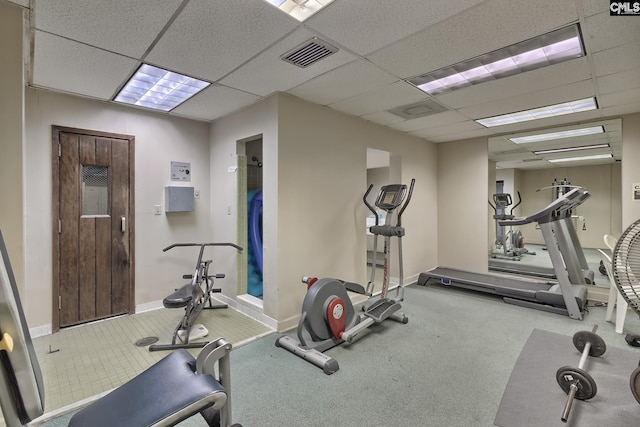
[{"xmin": 364, "ymin": 298, "xmax": 400, "ymax": 322}]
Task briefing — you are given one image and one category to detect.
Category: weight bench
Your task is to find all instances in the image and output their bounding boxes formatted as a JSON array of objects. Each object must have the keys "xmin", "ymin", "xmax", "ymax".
[{"xmin": 0, "ymin": 228, "xmax": 241, "ymax": 427}]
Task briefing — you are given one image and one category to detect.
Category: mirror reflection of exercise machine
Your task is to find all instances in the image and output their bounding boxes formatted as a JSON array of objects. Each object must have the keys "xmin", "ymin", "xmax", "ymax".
[
  {"xmin": 488, "ymin": 179, "xmax": 594, "ymax": 284},
  {"xmin": 489, "ymin": 191, "xmax": 535, "ymax": 261},
  {"xmin": 276, "ymin": 180, "xmax": 415, "ymax": 374},
  {"xmin": 419, "ymin": 187, "xmax": 590, "ymax": 320},
  {"xmin": 150, "ymin": 242, "xmax": 243, "ymax": 352},
  {"xmin": 0, "ymin": 229, "xmax": 241, "ymax": 426}
]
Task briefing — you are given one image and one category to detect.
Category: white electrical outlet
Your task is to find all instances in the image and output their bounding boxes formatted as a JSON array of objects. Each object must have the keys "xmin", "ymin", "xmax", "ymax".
[{"xmin": 154, "ymin": 205, "xmax": 161, "ymax": 215}]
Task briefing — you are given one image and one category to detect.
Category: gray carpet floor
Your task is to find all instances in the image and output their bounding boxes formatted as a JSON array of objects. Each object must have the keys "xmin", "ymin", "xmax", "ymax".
[{"xmin": 37, "ymin": 283, "xmax": 640, "ymax": 426}]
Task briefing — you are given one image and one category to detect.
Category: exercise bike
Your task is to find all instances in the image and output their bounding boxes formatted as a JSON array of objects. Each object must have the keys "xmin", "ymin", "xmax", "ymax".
[
  {"xmin": 149, "ymin": 242, "xmax": 243, "ymax": 352},
  {"xmin": 275, "ymin": 179, "xmax": 415, "ymax": 374}
]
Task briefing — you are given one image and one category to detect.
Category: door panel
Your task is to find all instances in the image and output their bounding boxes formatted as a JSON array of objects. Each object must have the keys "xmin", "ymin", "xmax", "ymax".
[{"xmin": 53, "ymin": 126, "xmax": 134, "ymax": 329}]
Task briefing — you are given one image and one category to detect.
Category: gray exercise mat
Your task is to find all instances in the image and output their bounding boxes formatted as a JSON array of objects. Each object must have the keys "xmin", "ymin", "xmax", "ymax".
[{"xmin": 494, "ymin": 328, "xmax": 640, "ymax": 426}]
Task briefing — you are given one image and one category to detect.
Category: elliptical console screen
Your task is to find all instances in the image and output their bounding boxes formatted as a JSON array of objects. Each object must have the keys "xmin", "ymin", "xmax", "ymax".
[{"xmin": 382, "ymin": 191, "xmax": 397, "ymax": 205}]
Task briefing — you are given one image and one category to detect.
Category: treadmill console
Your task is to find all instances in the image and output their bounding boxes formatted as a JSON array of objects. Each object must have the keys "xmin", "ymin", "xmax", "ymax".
[{"xmin": 375, "ymin": 184, "xmax": 407, "ymax": 211}]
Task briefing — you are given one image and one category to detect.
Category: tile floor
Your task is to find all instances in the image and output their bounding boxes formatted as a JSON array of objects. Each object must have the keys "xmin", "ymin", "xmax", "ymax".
[{"xmin": 32, "ymin": 303, "xmax": 272, "ymax": 415}]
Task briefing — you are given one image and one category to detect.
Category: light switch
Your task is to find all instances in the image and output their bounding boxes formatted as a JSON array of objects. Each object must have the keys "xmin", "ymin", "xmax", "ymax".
[{"xmin": 154, "ymin": 205, "xmax": 161, "ymax": 215}]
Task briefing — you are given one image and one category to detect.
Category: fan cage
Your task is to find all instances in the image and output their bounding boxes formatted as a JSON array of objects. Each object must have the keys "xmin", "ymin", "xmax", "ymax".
[{"xmin": 612, "ymin": 218, "xmax": 640, "ymax": 314}]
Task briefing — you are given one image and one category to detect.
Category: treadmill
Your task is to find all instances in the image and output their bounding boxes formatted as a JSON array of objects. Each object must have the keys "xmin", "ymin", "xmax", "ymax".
[
  {"xmin": 488, "ymin": 190, "xmax": 595, "ymax": 284},
  {"xmin": 417, "ymin": 187, "xmax": 589, "ymax": 320}
]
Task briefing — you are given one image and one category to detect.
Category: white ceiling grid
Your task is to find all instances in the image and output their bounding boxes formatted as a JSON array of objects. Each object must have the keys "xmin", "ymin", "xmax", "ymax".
[{"xmin": 14, "ymin": 0, "xmax": 640, "ymax": 168}]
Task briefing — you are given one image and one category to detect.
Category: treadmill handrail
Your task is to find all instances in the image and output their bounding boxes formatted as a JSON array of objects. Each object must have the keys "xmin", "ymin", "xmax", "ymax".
[{"xmin": 498, "ymin": 187, "xmax": 583, "ymax": 226}]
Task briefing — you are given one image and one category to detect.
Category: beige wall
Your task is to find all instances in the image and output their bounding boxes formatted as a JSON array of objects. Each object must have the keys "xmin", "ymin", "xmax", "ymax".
[
  {"xmin": 621, "ymin": 113, "xmax": 640, "ymax": 229},
  {"xmin": 0, "ymin": 2, "xmax": 24, "ymax": 294},
  {"xmin": 437, "ymin": 138, "xmax": 489, "ymax": 272},
  {"xmin": 24, "ymin": 89, "xmax": 212, "ymax": 332},
  {"xmin": 210, "ymin": 94, "xmax": 438, "ymax": 331}
]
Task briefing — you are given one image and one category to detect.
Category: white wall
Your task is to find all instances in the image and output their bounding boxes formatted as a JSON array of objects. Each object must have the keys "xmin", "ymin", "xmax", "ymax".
[
  {"xmin": 0, "ymin": 2, "xmax": 24, "ymax": 294},
  {"xmin": 437, "ymin": 138, "xmax": 489, "ymax": 272},
  {"xmin": 24, "ymin": 89, "xmax": 212, "ymax": 331}
]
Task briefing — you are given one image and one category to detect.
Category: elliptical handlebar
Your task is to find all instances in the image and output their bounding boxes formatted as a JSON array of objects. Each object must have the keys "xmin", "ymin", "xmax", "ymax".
[
  {"xmin": 397, "ymin": 178, "xmax": 415, "ymax": 226},
  {"xmin": 363, "ymin": 184, "xmax": 378, "ymax": 226}
]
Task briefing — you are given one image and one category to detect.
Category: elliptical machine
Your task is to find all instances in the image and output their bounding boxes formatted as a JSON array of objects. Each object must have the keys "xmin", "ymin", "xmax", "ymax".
[
  {"xmin": 275, "ymin": 179, "xmax": 415, "ymax": 374},
  {"xmin": 488, "ymin": 191, "xmax": 535, "ymax": 261}
]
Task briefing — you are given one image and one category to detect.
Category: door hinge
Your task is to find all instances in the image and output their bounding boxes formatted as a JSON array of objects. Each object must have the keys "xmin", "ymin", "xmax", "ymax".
[
  {"xmin": 58, "ymin": 219, "xmax": 61, "ymax": 234},
  {"xmin": 58, "ymin": 143, "xmax": 61, "ymax": 158},
  {"xmin": 58, "ymin": 296, "xmax": 61, "ymax": 310}
]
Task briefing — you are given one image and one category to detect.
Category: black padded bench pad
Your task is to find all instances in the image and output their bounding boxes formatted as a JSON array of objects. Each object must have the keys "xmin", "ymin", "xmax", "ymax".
[
  {"xmin": 68, "ymin": 349, "xmax": 225, "ymax": 427},
  {"xmin": 163, "ymin": 284, "xmax": 193, "ymax": 309}
]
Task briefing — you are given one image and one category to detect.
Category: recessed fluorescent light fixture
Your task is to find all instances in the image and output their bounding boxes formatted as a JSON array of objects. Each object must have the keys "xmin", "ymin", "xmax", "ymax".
[
  {"xmin": 549, "ymin": 154, "xmax": 612, "ymax": 163},
  {"xmin": 407, "ymin": 24, "xmax": 584, "ymax": 95},
  {"xmin": 114, "ymin": 64, "xmax": 210, "ymax": 112},
  {"xmin": 264, "ymin": 0, "xmax": 334, "ymax": 22},
  {"xmin": 510, "ymin": 126, "xmax": 604, "ymax": 143},
  {"xmin": 475, "ymin": 97, "xmax": 597, "ymax": 128},
  {"xmin": 534, "ymin": 143, "xmax": 609, "ymax": 155}
]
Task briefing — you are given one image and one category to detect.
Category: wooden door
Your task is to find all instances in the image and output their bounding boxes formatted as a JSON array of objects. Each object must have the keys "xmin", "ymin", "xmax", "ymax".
[{"xmin": 52, "ymin": 126, "xmax": 135, "ymax": 330}]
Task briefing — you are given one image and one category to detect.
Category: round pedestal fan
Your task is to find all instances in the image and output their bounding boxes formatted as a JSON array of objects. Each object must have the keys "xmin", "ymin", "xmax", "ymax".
[
  {"xmin": 611, "ymin": 218, "xmax": 640, "ymax": 404},
  {"xmin": 612, "ymin": 219, "xmax": 640, "ymax": 315}
]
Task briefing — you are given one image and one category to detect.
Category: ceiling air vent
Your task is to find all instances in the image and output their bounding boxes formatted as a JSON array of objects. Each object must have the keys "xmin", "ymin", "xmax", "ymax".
[
  {"xmin": 280, "ymin": 37, "xmax": 338, "ymax": 68},
  {"xmin": 387, "ymin": 99, "xmax": 448, "ymax": 120}
]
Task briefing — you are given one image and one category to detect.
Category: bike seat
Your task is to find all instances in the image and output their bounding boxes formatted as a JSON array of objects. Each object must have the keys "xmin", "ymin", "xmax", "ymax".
[{"xmin": 163, "ymin": 284, "xmax": 192, "ymax": 308}]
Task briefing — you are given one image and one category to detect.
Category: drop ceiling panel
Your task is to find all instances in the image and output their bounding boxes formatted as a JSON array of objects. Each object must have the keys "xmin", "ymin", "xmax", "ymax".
[
  {"xmin": 146, "ymin": 0, "xmax": 299, "ymax": 82},
  {"xmin": 361, "ymin": 111, "xmax": 405, "ymax": 126},
  {"xmin": 418, "ymin": 127, "xmax": 495, "ymax": 143},
  {"xmin": 366, "ymin": 0, "xmax": 578, "ymax": 79},
  {"xmin": 305, "ymin": 0, "xmax": 483, "ymax": 55},
  {"xmin": 33, "ymin": 0, "xmax": 183, "ymax": 58},
  {"xmin": 170, "ymin": 85, "xmax": 261, "ymax": 122},
  {"xmin": 583, "ymin": 11, "xmax": 640, "ymax": 53},
  {"xmin": 32, "ymin": 31, "xmax": 138, "ymax": 100},
  {"xmin": 287, "ymin": 59, "xmax": 399, "ymax": 105},
  {"xmin": 599, "ymin": 87, "xmax": 640, "ymax": 108},
  {"xmin": 592, "ymin": 43, "xmax": 640, "ymax": 76},
  {"xmin": 434, "ymin": 58, "xmax": 592, "ymax": 110},
  {"xmin": 581, "ymin": 0, "xmax": 609, "ymax": 17},
  {"xmin": 597, "ymin": 69, "xmax": 640, "ymax": 94},
  {"xmin": 387, "ymin": 110, "xmax": 469, "ymax": 133},
  {"xmin": 328, "ymin": 81, "xmax": 428, "ymax": 117},
  {"xmin": 220, "ymin": 29, "xmax": 356, "ymax": 97},
  {"xmin": 459, "ymin": 80, "xmax": 595, "ymax": 119},
  {"xmin": 600, "ymin": 101, "xmax": 640, "ymax": 117}
]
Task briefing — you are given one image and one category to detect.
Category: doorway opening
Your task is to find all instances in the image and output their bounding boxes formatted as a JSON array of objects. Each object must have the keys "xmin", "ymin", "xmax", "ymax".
[{"xmin": 237, "ymin": 136, "xmax": 263, "ymax": 305}]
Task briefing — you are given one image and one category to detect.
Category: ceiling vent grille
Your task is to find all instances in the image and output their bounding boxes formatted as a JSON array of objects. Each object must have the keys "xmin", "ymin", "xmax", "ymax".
[
  {"xmin": 387, "ymin": 99, "xmax": 448, "ymax": 120},
  {"xmin": 280, "ymin": 38, "xmax": 338, "ymax": 68}
]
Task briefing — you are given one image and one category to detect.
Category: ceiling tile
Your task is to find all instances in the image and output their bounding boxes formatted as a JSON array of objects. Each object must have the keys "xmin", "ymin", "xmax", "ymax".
[
  {"xmin": 366, "ymin": 0, "xmax": 578, "ymax": 79},
  {"xmin": 600, "ymin": 87, "xmax": 640, "ymax": 108},
  {"xmin": 583, "ymin": 11, "xmax": 640, "ymax": 54},
  {"xmin": 146, "ymin": 0, "xmax": 299, "ymax": 82},
  {"xmin": 423, "ymin": 128, "xmax": 495, "ymax": 143},
  {"xmin": 170, "ymin": 85, "xmax": 261, "ymax": 122},
  {"xmin": 32, "ymin": 31, "xmax": 138, "ymax": 100},
  {"xmin": 34, "ymin": 0, "xmax": 183, "ymax": 58},
  {"xmin": 597, "ymin": 69, "xmax": 640, "ymax": 93},
  {"xmin": 581, "ymin": 0, "xmax": 610, "ymax": 17},
  {"xmin": 387, "ymin": 110, "xmax": 469, "ymax": 133},
  {"xmin": 287, "ymin": 59, "xmax": 399, "ymax": 105},
  {"xmin": 600, "ymin": 101, "xmax": 640, "ymax": 117},
  {"xmin": 306, "ymin": 0, "xmax": 483, "ymax": 55},
  {"xmin": 220, "ymin": 28, "xmax": 356, "ymax": 97},
  {"xmin": 328, "ymin": 81, "xmax": 428, "ymax": 117},
  {"xmin": 592, "ymin": 42, "xmax": 640, "ymax": 76},
  {"xmin": 360, "ymin": 111, "xmax": 405, "ymax": 126}
]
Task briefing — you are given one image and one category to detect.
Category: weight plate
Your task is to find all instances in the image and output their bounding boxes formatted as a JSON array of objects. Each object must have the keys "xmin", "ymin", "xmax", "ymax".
[
  {"xmin": 556, "ymin": 366, "xmax": 597, "ymax": 400},
  {"xmin": 631, "ymin": 366, "xmax": 640, "ymax": 404},
  {"xmin": 573, "ymin": 331, "xmax": 606, "ymax": 357}
]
